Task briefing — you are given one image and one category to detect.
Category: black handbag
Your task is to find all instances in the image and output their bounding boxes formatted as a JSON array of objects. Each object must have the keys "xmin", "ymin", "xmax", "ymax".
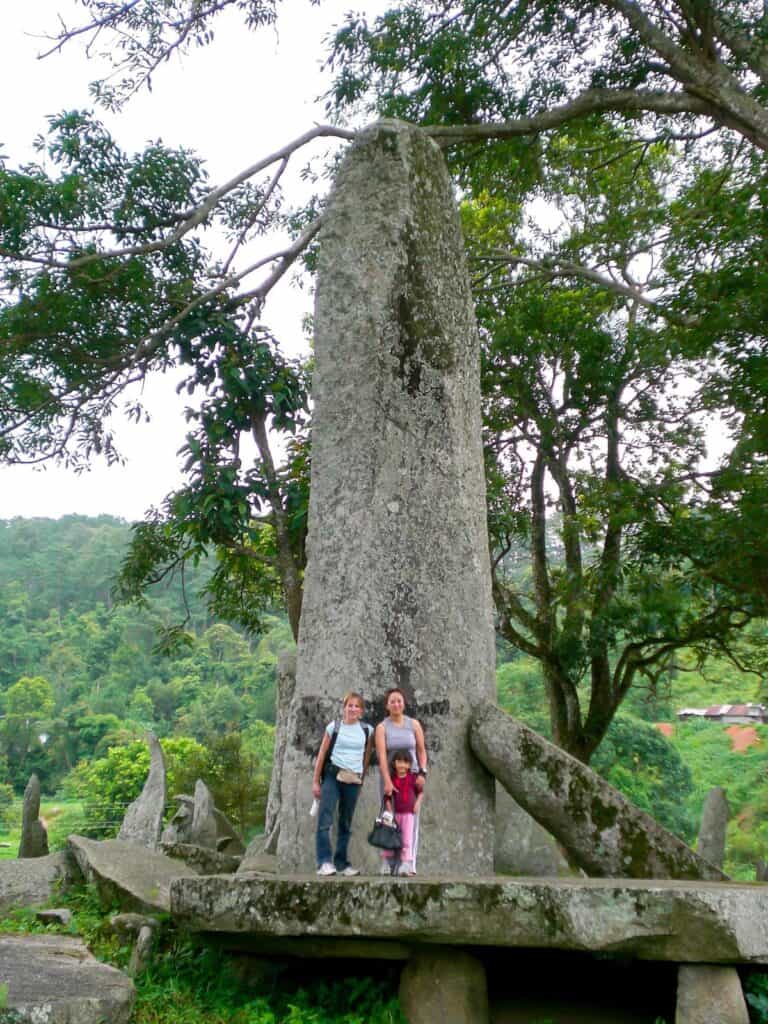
[{"xmin": 367, "ymin": 797, "xmax": 403, "ymax": 851}]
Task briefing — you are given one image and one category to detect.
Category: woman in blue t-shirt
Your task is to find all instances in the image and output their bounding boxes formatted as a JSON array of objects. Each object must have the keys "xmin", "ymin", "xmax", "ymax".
[{"xmin": 312, "ymin": 691, "xmax": 373, "ymax": 876}]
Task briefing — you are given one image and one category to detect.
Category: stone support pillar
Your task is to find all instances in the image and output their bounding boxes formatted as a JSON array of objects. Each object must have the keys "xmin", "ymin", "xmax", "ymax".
[
  {"xmin": 399, "ymin": 948, "xmax": 489, "ymax": 1024},
  {"xmin": 676, "ymin": 965, "xmax": 749, "ymax": 1024}
]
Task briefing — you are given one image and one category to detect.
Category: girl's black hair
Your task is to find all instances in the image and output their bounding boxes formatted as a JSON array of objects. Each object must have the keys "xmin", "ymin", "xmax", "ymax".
[{"xmin": 389, "ymin": 748, "xmax": 412, "ymax": 770}]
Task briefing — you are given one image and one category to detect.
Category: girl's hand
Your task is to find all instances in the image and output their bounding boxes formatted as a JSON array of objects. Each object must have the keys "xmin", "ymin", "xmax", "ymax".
[
  {"xmin": 312, "ymin": 781, "xmax": 321, "ymax": 799},
  {"xmin": 415, "ymin": 774, "xmax": 425, "ymax": 792}
]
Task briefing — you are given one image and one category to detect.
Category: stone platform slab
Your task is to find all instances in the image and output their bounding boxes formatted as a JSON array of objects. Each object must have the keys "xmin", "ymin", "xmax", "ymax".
[{"xmin": 170, "ymin": 874, "xmax": 768, "ymax": 965}]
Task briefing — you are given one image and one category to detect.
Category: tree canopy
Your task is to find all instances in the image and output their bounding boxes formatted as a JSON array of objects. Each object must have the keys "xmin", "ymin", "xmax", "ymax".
[{"xmin": 2, "ymin": 0, "xmax": 767, "ymax": 759}]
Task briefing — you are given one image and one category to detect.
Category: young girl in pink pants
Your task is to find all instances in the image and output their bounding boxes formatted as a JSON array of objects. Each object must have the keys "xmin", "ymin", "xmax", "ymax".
[{"xmin": 381, "ymin": 749, "xmax": 423, "ymax": 876}]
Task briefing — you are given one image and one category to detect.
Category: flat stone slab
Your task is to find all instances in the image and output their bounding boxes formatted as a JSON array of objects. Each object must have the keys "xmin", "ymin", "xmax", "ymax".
[
  {"xmin": 0, "ymin": 852, "xmax": 80, "ymax": 916},
  {"xmin": 170, "ymin": 875, "xmax": 768, "ymax": 964},
  {"xmin": 69, "ymin": 835, "xmax": 197, "ymax": 914},
  {"xmin": 0, "ymin": 933, "xmax": 135, "ymax": 1023}
]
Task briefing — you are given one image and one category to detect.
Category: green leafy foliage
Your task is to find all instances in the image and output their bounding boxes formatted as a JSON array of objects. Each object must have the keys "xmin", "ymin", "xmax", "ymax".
[{"xmin": 0, "ymin": 516, "xmax": 288, "ymax": 801}]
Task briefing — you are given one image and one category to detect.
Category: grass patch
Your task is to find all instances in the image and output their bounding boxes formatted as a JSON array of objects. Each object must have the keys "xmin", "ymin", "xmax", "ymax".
[{"xmin": 0, "ymin": 799, "xmax": 85, "ymax": 859}]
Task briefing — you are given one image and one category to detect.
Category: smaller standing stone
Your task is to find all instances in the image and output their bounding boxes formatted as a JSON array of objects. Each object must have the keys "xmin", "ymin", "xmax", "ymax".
[
  {"xmin": 190, "ymin": 780, "xmax": 218, "ymax": 849},
  {"xmin": 697, "ymin": 786, "xmax": 730, "ymax": 869},
  {"xmin": 128, "ymin": 924, "xmax": 155, "ymax": 977},
  {"xmin": 18, "ymin": 774, "xmax": 48, "ymax": 859},
  {"xmin": 399, "ymin": 948, "xmax": 489, "ymax": 1024},
  {"xmin": 118, "ymin": 733, "xmax": 166, "ymax": 850},
  {"xmin": 676, "ymin": 965, "xmax": 748, "ymax": 1024}
]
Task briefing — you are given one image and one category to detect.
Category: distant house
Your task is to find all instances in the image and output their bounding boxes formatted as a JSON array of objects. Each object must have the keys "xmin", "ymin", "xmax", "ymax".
[{"xmin": 676, "ymin": 703, "xmax": 768, "ymax": 725}]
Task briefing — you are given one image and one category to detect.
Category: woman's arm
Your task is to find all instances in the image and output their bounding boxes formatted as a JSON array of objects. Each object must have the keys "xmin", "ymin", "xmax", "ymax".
[
  {"xmin": 362, "ymin": 726, "xmax": 374, "ymax": 777},
  {"xmin": 375, "ymin": 722, "xmax": 392, "ymax": 795},
  {"xmin": 414, "ymin": 719, "xmax": 427, "ymax": 792},
  {"xmin": 312, "ymin": 731, "xmax": 331, "ymax": 799}
]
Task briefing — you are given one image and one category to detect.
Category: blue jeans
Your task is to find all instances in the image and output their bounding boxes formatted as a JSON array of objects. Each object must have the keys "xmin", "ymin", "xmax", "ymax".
[{"xmin": 316, "ymin": 767, "xmax": 361, "ymax": 870}]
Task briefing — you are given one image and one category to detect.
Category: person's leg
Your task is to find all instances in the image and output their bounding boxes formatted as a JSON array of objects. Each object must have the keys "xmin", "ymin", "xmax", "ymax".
[
  {"xmin": 316, "ymin": 773, "xmax": 340, "ymax": 868},
  {"xmin": 396, "ymin": 812, "xmax": 415, "ymax": 874},
  {"xmin": 333, "ymin": 781, "xmax": 361, "ymax": 870}
]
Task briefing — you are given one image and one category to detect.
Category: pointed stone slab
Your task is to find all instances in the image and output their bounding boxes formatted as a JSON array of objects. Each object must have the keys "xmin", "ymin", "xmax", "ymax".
[
  {"xmin": 470, "ymin": 702, "xmax": 725, "ymax": 881},
  {"xmin": 68, "ymin": 835, "xmax": 197, "ymax": 914},
  {"xmin": 170, "ymin": 874, "xmax": 768, "ymax": 964},
  {"xmin": 277, "ymin": 119, "xmax": 497, "ymax": 876},
  {"xmin": 118, "ymin": 732, "xmax": 166, "ymax": 849},
  {"xmin": 0, "ymin": 933, "xmax": 135, "ymax": 1023}
]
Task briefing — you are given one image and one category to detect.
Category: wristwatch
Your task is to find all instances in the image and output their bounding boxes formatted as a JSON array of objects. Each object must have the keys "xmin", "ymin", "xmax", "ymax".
[{"xmin": 417, "ymin": 767, "xmax": 428, "ymax": 777}]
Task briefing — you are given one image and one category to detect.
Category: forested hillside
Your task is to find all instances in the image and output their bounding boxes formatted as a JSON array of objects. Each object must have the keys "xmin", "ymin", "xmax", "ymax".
[
  {"xmin": 1, "ymin": 515, "xmax": 766, "ymax": 875},
  {"xmin": 0, "ymin": 515, "xmax": 287, "ymax": 830}
]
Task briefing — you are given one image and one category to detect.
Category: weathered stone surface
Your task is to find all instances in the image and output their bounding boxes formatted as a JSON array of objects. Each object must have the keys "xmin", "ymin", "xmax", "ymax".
[
  {"xmin": 68, "ymin": 835, "xmax": 197, "ymax": 914},
  {"xmin": 128, "ymin": 924, "xmax": 155, "ymax": 977},
  {"xmin": 237, "ymin": 849, "xmax": 277, "ymax": 875},
  {"xmin": 676, "ymin": 965, "xmax": 749, "ymax": 1024},
  {"xmin": 0, "ymin": 852, "xmax": 79, "ymax": 915},
  {"xmin": 494, "ymin": 786, "xmax": 569, "ymax": 877},
  {"xmin": 117, "ymin": 732, "xmax": 166, "ymax": 849},
  {"xmin": 109, "ymin": 912, "xmax": 160, "ymax": 943},
  {"xmin": 262, "ymin": 649, "xmax": 296, "ymax": 855},
  {"xmin": 170, "ymin": 874, "xmax": 768, "ymax": 964},
  {"xmin": 18, "ymin": 774, "xmax": 48, "ymax": 859},
  {"xmin": 35, "ymin": 908, "xmax": 73, "ymax": 927},
  {"xmin": 161, "ymin": 793, "xmax": 245, "ymax": 855},
  {"xmin": 276, "ymin": 119, "xmax": 497, "ymax": 876},
  {"xmin": 160, "ymin": 841, "xmax": 241, "ymax": 874},
  {"xmin": 190, "ymin": 779, "xmax": 218, "ymax": 849},
  {"xmin": 399, "ymin": 948, "xmax": 489, "ymax": 1024},
  {"xmin": 697, "ymin": 787, "xmax": 730, "ymax": 870},
  {"xmin": 470, "ymin": 702, "xmax": 725, "ymax": 881},
  {"xmin": 0, "ymin": 933, "xmax": 134, "ymax": 1023}
]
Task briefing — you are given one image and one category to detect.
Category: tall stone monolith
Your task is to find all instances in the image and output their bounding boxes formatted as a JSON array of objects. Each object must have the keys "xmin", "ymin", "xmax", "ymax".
[{"xmin": 275, "ymin": 120, "xmax": 497, "ymax": 875}]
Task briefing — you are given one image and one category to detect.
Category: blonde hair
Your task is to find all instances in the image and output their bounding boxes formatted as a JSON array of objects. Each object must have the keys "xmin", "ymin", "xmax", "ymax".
[{"xmin": 342, "ymin": 691, "xmax": 365, "ymax": 712}]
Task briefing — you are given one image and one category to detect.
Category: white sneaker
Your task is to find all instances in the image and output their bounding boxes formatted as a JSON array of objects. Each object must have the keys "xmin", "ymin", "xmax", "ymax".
[
  {"xmin": 380, "ymin": 862, "xmax": 392, "ymax": 875},
  {"xmin": 316, "ymin": 863, "xmax": 336, "ymax": 876},
  {"xmin": 397, "ymin": 861, "xmax": 415, "ymax": 876},
  {"xmin": 340, "ymin": 866, "xmax": 360, "ymax": 876}
]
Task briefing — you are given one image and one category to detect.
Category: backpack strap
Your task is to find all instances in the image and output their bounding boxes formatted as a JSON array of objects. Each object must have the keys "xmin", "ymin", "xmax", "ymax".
[{"xmin": 321, "ymin": 719, "xmax": 341, "ymax": 780}]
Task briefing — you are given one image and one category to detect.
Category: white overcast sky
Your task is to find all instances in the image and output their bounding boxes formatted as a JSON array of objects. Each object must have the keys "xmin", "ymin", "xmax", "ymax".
[{"xmin": 1, "ymin": 0, "xmax": 378, "ymax": 521}]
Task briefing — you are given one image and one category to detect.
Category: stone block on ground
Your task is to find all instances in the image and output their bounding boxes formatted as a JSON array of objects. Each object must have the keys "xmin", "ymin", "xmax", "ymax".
[
  {"xmin": 18, "ymin": 774, "xmax": 48, "ymax": 859},
  {"xmin": 697, "ymin": 787, "xmax": 730, "ymax": 870},
  {"xmin": 68, "ymin": 835, "xmax": 197, "ymax": 914},
  {"xmin": 0, "ymin": 851, "xmax": 80, "ymax": 916},
  {"xmin": 471, "ymin": 702, "xmax": 725, "ymax": 880},
  {"xmin": 676, "ymin": 965, "xmax": 749, "ymax": 1024},
  {"xmin": 0, "ymin": 933, "xmax": 134, "ymax": 1023},
  {"xmin": 237, "ymin": 847, "xmax": 278, "ymax": 875},
  {"xmin": 399, "ymin": 948, "xmax": 489, "ymax": 1024},
  {"xmin": 35, "ymin": 908, "xmax": 73, "ymax": 927},
  {"xmin": 117, "ymin": 732, "xmax": 166, "ymax": 850}
]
